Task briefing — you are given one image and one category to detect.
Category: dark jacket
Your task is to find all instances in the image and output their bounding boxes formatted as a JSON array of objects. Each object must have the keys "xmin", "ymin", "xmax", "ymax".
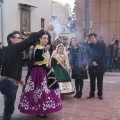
[
  {"xmin": 69, "ymin": 46, "xmax": 87, "ymax": 79},
  {"xmin": 88, "ymin": 41, "xmax": 106, "ymax": 75},
  {"xmin": 0, "ymin": 48, "xmax": 3, "ymax": 66},
  {"xmin": 1, "ymin": 29, "xmax": 45, "ymax": 81}
]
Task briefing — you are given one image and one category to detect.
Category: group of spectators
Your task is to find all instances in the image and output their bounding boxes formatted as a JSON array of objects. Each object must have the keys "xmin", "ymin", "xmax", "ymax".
[
  {"xmin": 0, "ymin": 24, "xmax": 119, "ymax": 120},
  {"xmin": 106, "ymin": 35, "xmax": 120, "ymax": 72}
]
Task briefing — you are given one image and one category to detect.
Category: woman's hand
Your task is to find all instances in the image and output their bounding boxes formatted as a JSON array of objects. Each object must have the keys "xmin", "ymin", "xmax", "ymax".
[
  {"xmin": 45, "ymin": 45, "xmax": 50, "ymax": 51},
  {"xmin": 67, "ymin": 68, "xmax": 72, "ymax": 74},
  {"xmin": 52, "ymin": 51, "xmax": 57, "ymax": 56},
  {"xmin": 85, "ymin": 65, "xmax": 88, "ymax": 70},
  {"xmin": 51, "ymin": 68, "xmax": 54, "ymax": 72}
]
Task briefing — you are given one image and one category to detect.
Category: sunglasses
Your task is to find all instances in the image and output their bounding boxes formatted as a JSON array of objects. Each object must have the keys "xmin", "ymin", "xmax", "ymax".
[{"xmin": 13, "ymin": 37, "xmax": 22, "ymax": 39}]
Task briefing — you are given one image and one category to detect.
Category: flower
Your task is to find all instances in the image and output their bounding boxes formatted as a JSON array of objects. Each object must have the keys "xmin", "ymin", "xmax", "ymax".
[{"xmin": 22, "ymin": 30, "xmax": 31, "ymax": 35}]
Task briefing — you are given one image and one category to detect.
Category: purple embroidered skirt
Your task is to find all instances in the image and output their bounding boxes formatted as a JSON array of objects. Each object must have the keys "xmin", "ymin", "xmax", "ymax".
[{"xmin": 18, "ymin": 66, "xmax": 62, "ymax": 115}]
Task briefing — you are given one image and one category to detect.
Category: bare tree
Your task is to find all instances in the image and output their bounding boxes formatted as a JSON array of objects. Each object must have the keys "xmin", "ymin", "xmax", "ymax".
[{"xmin": 68, "ymin": 2, "xmax": 76, "ymax": 32}]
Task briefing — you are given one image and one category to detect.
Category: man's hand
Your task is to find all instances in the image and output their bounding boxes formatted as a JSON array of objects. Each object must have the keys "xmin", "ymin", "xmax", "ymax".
[
  {"xmin": 19, "ymin": 79, "xmax": 25, "ymax": 86},
  {"xmin": 92, "ymin": 61, "xmax": 99, "ymax": 66},
  {"xmin": 43, "ymin": 25, "xmax": 54, "ymax": 32}
]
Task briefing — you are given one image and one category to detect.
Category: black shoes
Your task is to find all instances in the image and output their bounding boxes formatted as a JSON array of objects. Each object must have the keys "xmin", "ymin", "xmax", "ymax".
[
  {"xmin": 98, "ymin": 96, "xmax": 103, "ymax": 100},
  {"xmin": 36, "ymin": 114, "xmax": 48, "ymax": 118},
  {"xmin": 74, "ymin": 92, "xmax": 82, "ymax": 98},
  {"xmin": 74, "ymin": 93, "xmax": 78, "ymax": 98},
  {"xmin": 87, "ymin": 95, "xmax": 95, "ymax": 99},
  {"xmin": 87, "ymin": 95, "xmax": 103, "ymax": 100}
]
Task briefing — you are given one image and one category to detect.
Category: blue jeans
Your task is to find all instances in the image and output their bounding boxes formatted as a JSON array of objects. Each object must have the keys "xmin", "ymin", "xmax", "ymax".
[
  {"xmin": 106, "ymin": 57, "xmax": 113, "ymax": 71},
  {"xmin": 0, "ymin": 78, "xmax": 18, "ymax": 120}
]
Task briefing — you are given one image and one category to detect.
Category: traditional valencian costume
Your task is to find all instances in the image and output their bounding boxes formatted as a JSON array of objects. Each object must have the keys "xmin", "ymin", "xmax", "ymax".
[
  {"xmin": 18, "ymin": 44, "xmax": 62, "ymax": 115},
  {"xmin": 51, "ymin": 43, "xmax": 74, "ymax": 95}
]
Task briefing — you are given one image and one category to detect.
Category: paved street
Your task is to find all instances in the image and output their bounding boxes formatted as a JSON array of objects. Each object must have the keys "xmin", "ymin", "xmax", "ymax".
[{"xmin": 0, "ymin": 68, "xmax": 120, "ymax": 120}]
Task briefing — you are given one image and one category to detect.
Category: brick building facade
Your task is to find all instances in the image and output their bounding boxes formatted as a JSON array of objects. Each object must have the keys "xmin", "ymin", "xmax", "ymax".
[{"xmin": 76, "ymin": 0, "xmax": 120, "ymax": 44}]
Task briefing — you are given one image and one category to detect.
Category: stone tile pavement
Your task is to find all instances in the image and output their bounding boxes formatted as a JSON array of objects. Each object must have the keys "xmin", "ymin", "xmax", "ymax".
[{"xmin": 0, "ymin": 69, "xmax": 120, "ymax": 120}]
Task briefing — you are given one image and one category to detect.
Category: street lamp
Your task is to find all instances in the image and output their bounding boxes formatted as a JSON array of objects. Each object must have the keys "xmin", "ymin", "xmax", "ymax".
[
  {"xmin": 52, "ymin": 16, "xmax": 57, "ymax": 21},
  {"xmin": 84, "ymin": 0, "xmax": 89, "ymax": 37}
]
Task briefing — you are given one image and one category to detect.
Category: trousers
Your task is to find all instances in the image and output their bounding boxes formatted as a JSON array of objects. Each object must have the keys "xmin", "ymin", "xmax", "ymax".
[
  {"xmin": 89, "ymin": 74, "xmax": 103, "ymax": 96},
  {"xmin": 0, "ymin": 78, "xmax": 18, "ymax": 120}
]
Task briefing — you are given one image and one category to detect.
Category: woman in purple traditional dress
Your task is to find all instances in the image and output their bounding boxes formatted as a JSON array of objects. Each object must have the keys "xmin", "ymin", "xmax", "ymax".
[{"xmin": 18, "ymin": 32, "xmax": 62, "ymax": 118}]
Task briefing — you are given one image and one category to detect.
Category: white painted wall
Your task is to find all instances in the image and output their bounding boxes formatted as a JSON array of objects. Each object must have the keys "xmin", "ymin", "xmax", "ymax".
[
  {"xmin": 2, "ymin": 0, "xmax": 52, "ymax": 46},
  {"xmin": 52, "ymin": 2, "xmax": 68, "ymax": 25},
  {"xmin": 0, "ymin": 4, "xmax": 2, "ymax": 42}
]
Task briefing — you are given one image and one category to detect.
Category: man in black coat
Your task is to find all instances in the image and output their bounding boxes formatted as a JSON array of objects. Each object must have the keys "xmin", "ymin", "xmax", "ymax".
[{"xmin": 87, "ymin": 33, "xmax": 106, "ymax": 100}]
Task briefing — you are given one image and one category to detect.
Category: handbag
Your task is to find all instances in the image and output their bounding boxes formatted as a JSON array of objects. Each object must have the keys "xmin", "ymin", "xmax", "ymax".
[{"xmin": 46, "ymin": 68, "xmax": 59, "ymax": 89}]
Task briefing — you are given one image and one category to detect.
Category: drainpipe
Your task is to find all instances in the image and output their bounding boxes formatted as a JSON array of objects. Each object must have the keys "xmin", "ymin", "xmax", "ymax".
[
  {"xmin": 84, "ymin": 0, "xmax": 89, "ymax": 38},
  {"xmin": 0, "ymin": 0, "xmax": 3, "ymax": 44}
]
